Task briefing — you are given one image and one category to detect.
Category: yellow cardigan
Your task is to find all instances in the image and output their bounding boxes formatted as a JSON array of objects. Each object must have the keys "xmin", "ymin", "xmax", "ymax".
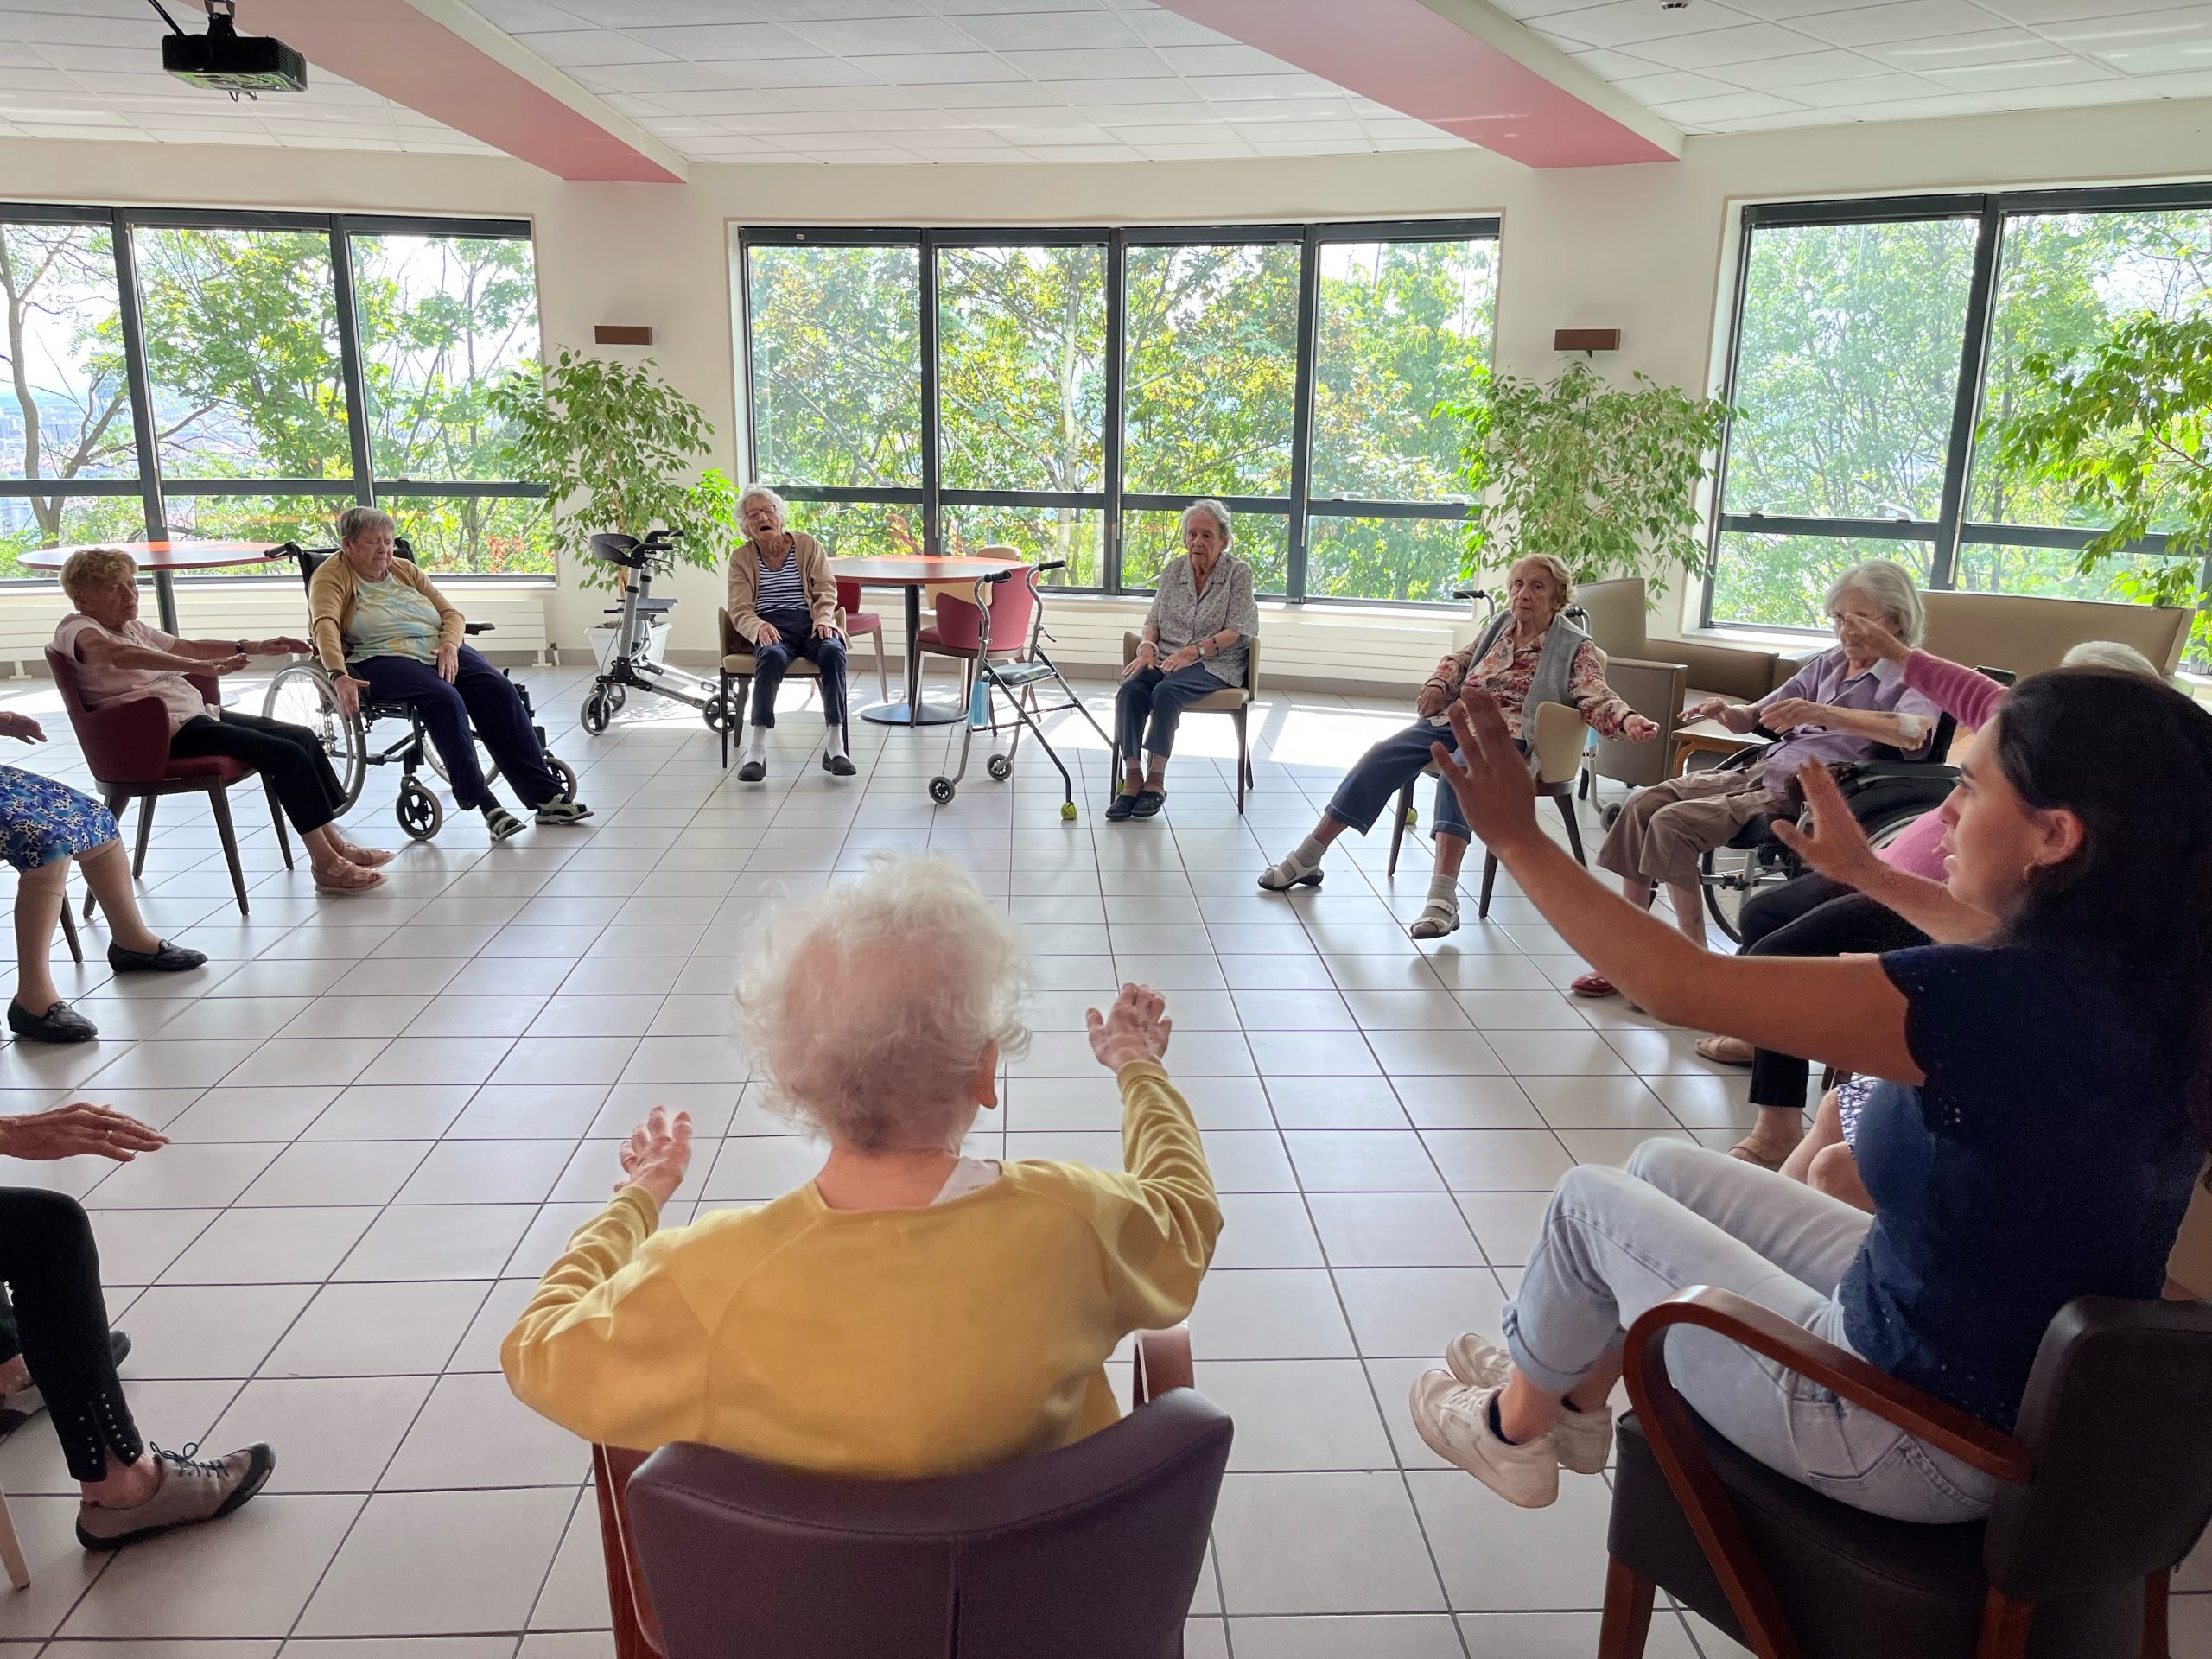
[
  {"xmin": 500, "ymin": 1060, "xmax": 1220, "ymax": 1479},
  {"xmin": 307, "ymin": 555, "xmax": 465, "ymax": 672}
]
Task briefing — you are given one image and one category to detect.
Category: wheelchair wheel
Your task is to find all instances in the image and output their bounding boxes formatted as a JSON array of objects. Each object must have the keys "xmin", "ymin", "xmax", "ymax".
[
  {"xmin": 423, "ymin": 730, "xmax": 502, "ymax": 794},
  {"xmin": 986, "ymin": 754, "xmax": 1012, "ymax": 782},
  {"xmin": 929, "ymin": 776, "xmax": 956, "ymax": 805},
  {"xmin": 1699, "ymin": 842, "xmax": 1780, "ymax": 947},
  {"xmin": 547, "ymin": 754, "xmax": 579, "ymax": 800},
  {"xmin": 395, "ymin": 775, "xmax": 442, "ymax": 841},
  {"xmin": 264, "ymin": 663, "xmax": 366, "ymax": 810},
  {"xmin": 581, "ymin": 685, "xmax": 612, "ymax": 735}
]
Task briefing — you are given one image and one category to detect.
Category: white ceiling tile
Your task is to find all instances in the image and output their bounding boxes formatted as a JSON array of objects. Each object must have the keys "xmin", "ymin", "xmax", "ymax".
[
  {"xmin": 2044, "ymin": 9, "xmax": 2212, "ymax": 76},
  {"xmin": 1923, "ymin": 55, "xmax": 2123, "ymax": 90},
  {"xmin": 569, "ymin": 61, "xmax": 744, "ymax": 92},
  {"xmin": 1373, "ymin": 133, "xmax": 1472, "ymax": 149},
  {"xmin": 1976, "ymin": 0, "xmax": 2173, "ymax": 21},
  {"xmin": 1795, "ymin": 2, "xmax": 2012, "ymax": 48},
  {"xmin": 925, "ymin": 79, "xmax": 1069, "ymax": 106},
  {"xmin": 747, "ymin": 0, "xmax": 937, "ymax": 17},
  {"xmin": 1215, "ymin": 96, "xmax": 1357, "ymax": 124},
  {"xmin": 1135, "ymin": 139, "xmax": 1252, "ymax": 158},
  {"xmin": 970, "ymin": 102, "xmax": 1097, "ymax": 127},
  {"xmin": 1785, "ymin": 69, "xmax": 1954, "ymax": 106},
  {"xmin": 842, "ymin": 104, "xmax": 975, "ymax": 130},
  {"xmin": 1649, "ymin": 88, "xmax": 1808, "ymax": 122},
  {"xmin": 512, "ymin": 29, "xmax": 677, "ymax": 67},
  {"xmin": 785, "ymin": 16, "xmax": 980, "ymax": 55},
  {"xmin": 1249, "ymin": 135, "xmax": 1370, "ymax": 155},
  {"xmin": 1694, "ymin": 106, "xmax": 1853, "ymax": 133},
  {"xmin": 798, "ymin": 84, "xmax": 929, "ymax": 111},
  {"xmin": 1629, "ymin": 21, "xmax": 1833, "ymax": 70},
  {"xmin": 1119, "ymin": 10, "xmax": 1234, "ymax": 48},
  {"xmin": 1719, "ymin": 48, "xmax": 1896, "ymax": 91},
  {"xmin": 647, "ymin": 87, "xmax": 799, "ymax": 116},
  {"xmin": 693, "ymin": 57, "xmax": 887, "ymax": 88},
  {"xmin": 1041, "ymin": 74, "xmax": 1188, "ymax": 101},
  {"xmin": 1024, "ymin": 140, "xmax": 1147, "ymax": 161},
  {"xmin": 620, "ymin": 23, "xmax": 825, "ymax": 60},
  {"xmin": 995, "ymin": 123, "xmax": 1118, "ymax": 144},
  {"xmin": 467, "ymin": 0, "xmax": 594, "ymax": 30},
  {"xmin": 1105, "ymin": 120, "xmax": 1243, "ymax": 143},
  {"xmin": 903, "ymin": 124, "xmax": 1011, "ymax": 144},
  {"xmin": 1610, "ymin": 69, "xmax": 1741, "ymax": 104},
  {"xmin": 1863, "ymin": 29, "xmax": 2060, "ymax": 71},
  {"xmin": 1523, "ymin": 0, "xmax": 1767, "ymax": 50},
  {"xmin": 1001, "ymin": 46, "xmax": 1167, "ymax": 79},
  {"xmin": 1149, "ymin": 41, "xmax": 1294, "ymax": 75},
  {"xmin": 3, "ymin": 9, "xmax": 158, "ymax": 47},
  {"xmin": 1565, "ymin": 47, "xmax": 1669, "ymax": 79},
  {"xmin": 1201, "ymin": 72, "xmax": 1345, "ymax": 99},
  {"xmin": 1076, "ymin": 99, "xmax": 1199, "ymax": 124},
  {"xmin": 25, "ymin": 41, "xmax": 168, "ymax": 73},
  {"xmin": 952, "ymin": 10, "xmax": 1142, "ymax": 51},
  {"xmin": 849, "ymin": 51, "xmax": 1027, "ymax": 82}
]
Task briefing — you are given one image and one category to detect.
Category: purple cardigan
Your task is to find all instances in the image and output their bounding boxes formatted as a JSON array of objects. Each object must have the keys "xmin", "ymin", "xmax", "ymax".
[{"xmin": 1876, "ymin": 651, "xmax": 2009, "ymax": 880}]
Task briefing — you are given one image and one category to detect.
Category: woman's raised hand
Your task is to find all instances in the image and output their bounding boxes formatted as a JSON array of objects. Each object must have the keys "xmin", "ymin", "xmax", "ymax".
[
  {"xmin": 1087, "ymin": 982, "xmax": 1172, "ymax": 1071},
  {"xmin": 1837, "ymin": 613, "xmax": 1910, "ymax": 665},
  {"xmin": 616, "ymin": 1105, "xmax": 694, "ymax": 1205},
  {"xmin": 1624, "ymin": 713, "xmax": 1660, "ymax": 743},
  {"xmin": 0, "ymin": 709, "xmax": 45, "ymax": 743},
  {"xmin": 1433, "ymin": 693, "xmax": 1538, "ymax": 855},
  {"xmin": 0, "ymin": 1103, "xmax": 168, "ymax": 1164},
  {"xmin": 1770, "ymin": 765, "xmax": 1887, "ymax": 891}
]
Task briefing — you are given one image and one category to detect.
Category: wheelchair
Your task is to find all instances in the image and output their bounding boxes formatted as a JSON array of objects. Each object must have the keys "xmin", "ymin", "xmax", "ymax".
[
  {"xmin": 259, "ymin": 540, "xmax": 577, "ymax": 841},
  {"xmin": 1688, "ymin": 705, "xmax": 1970, "ymax": 944}
]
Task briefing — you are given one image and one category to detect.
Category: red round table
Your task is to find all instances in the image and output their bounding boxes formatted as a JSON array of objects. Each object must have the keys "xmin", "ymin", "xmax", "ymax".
[
  {"xmin": 17, "ymin": 540, "xmax": 295, "ymax": 634},
  {"xmin": 829, "ymin": 555, "xmax": 1019, "ymax": 728}
]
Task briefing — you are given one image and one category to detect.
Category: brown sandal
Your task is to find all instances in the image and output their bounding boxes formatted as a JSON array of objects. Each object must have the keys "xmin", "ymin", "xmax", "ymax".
[
  {"xmin": 1695, "ymin": 1034, "xmax": 1754, "ymax": 1066},
  {"xmin": 313, "ymin": 861, "xmax": 385, "ymax": 895},
  {"xmin": 337, "ymin": 842, "xmax": 395, "ymax": 868},
  {"xmin": 1726, "ymin": 1141, "xmax": 1789, "ymax": 1172}
]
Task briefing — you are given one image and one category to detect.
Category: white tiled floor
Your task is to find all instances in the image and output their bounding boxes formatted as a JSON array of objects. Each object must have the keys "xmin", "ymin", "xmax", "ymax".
[{"xmin": 0, "ymin": 662, "xmax": 2202, "ymax": 1657}]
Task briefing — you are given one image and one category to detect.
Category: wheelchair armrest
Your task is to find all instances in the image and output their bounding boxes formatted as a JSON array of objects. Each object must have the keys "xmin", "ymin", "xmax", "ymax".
[
  {"xmin": 464, "ymin": 622, "xmax": 493, "ymax": 635},
  {"xmin": 1840, "ymin": 759, "xmax": 1957, "ymax": 783}
]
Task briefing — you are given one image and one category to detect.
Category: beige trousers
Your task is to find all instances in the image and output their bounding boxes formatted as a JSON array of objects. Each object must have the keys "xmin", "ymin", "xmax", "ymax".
[{"xmin": 1596, "ymin": 763, "xmax": 1786, "ymax": 889}]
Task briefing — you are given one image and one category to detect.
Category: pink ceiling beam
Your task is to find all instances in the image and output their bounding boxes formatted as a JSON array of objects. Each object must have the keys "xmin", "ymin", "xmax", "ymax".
[
  {"xmin": 1155, "ymin": 0, "xmax": 1675, "ymax": 168},
  {"xmin": 204, "ymin": 0, "xmax": 683, "ymax": 182}
]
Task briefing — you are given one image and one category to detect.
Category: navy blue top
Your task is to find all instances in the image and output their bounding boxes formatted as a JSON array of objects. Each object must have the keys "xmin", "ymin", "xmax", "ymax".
[{"xmin": 1840, "ymin": 943, "xmax": 2200, "ymax": 1431}]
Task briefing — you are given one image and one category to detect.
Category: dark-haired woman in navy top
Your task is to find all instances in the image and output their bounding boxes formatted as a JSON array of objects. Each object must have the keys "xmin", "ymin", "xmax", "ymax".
[{"xmin": 1401, "ymin": 666, "xmax": 2211, "ymax": 1520}]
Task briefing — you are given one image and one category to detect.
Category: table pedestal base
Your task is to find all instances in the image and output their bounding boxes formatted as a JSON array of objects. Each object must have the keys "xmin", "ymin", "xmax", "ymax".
[{"xmin": 862, "ymin": 700, "xmax": 967, "ymax": 728}]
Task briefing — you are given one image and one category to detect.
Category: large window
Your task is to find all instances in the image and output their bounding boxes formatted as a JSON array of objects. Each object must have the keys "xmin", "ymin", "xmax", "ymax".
[
  {"xmin": 1709, "ymin": 188, "xmax": 2212, "ymax": 663},
  {"xmin": 739, "ymin": 219, "xmax": 1496, "ymax": 602},
  {"xmin": 0, "ymin": 206, "xmax": 546, "ymax": 581}
]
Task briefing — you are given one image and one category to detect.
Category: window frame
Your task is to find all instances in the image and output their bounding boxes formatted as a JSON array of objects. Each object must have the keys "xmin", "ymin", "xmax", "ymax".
[
  {"xmin": 1704, "ymin": 182, "xmax": 2212, "ymax": 633},
  {"xmin": 736, "ymin": 216, "xmax": 1497, "ymax": 603},
  {"xmin": 0, "ymin": 202, "xmax": 548, "ymax": 584}
]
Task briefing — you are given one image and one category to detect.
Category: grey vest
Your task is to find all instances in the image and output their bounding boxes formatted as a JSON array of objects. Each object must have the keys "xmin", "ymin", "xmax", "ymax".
[{"xmin": 1464, "ymin": 610, "xmax": 1589, "ymax": 722}]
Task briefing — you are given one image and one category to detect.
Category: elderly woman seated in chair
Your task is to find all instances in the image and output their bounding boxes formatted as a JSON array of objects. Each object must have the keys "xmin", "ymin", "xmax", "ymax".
[
  {"xmin": 1109, "ymin": 499, "xmax": 1257, "ymax": 822},
  {"xmin": 501, "ymin": 855, "xmax": 1220, "ymax": 1478},
  {"xmin": 1258, "ymin": 553, "xmax": 1657, "ymax": 939},
  {"xmin": 1574, "ymin": 557, "xmax": 1936, "ymax": 997},
  {"xmin": 310, "ymin": 506, "xmax": 589, "ymax": 843},
  {"xmin": 727, "ymin": 486, "xmax": 852, "ymax": 781},
  {"xmin": 53, "ymin": 546, "xmax": 391, "ymax": 894}
]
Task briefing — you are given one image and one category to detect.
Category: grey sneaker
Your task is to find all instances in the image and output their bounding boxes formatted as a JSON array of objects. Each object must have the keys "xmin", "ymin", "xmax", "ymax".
[
  {"xmin": 1408, "ymin": 1370, "xmax": 1559, "ymax": 1509},
  {"xmin": 534, "ymin": 794, "xmax": 593, "ymax": 824},
  {"xmin": 1445, "ymin": 1332, "xmax": 1612, "ymax": 1475},
  {"xmin": 76, "ymin": 1441, "xmax": 275, "ymax": 1549}
]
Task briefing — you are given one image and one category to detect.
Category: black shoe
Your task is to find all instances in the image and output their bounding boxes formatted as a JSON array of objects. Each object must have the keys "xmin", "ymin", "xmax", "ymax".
[
  {"xmin": 1104, "ymin": 790, "xmax": 1138, "ymax": 822},
  {"xmin": 823, "ymin": 752, "xmax": 856, "ymax": 777},
  {"xmin": 8, "ymin": 999, "xmax": 98, "ymax": 1044},
  {"xmin": 1129, "ymin": 790, "xmax": 1167, "ymax": 820},
  {"xmin": 106, "ymin": 939, "xmax": 207, "ymax": 974},
  {"xmin": 737, "ymin": 759, "xmax": 767, "ymax": 782}
]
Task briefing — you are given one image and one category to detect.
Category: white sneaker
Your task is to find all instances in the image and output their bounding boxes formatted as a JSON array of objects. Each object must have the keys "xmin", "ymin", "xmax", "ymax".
[
  {"xmin": 1408, "ymin": 1369, "xmax": 1559, "ymax": 1508},
  {"xmin": 1445, "ymin": 1332, "xmax": 1613, "ymax": 1476},
  {"xmin": 1256, "ymin": 852, "xmax": 1323, "ymax": 892}
]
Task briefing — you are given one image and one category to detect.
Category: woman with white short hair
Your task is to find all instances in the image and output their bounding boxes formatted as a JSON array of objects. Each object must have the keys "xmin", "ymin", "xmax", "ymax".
[
  {"xmin": 727, "ymin": 485, "xmax": 851, "ymax": 781},
  {"xmin": 503, "ymin": 855, "xmax": 1221, "ymax": 1478},
  {"xmin": 1109, "ymin": 500, "xmax": 1259, "ymax": 821}
]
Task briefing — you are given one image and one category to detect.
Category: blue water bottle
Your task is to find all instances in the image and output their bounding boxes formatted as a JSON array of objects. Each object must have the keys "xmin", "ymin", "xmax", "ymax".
[{"xmin": 969, "ymin": 676, "xmax": 990, "ymax": 728}]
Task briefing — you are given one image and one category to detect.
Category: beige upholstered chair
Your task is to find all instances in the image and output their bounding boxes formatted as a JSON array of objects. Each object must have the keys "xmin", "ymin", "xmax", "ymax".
[
  {"xmin": 1918, "ymin": 589, "xmax": 2190, "ymax": 677},
  {"xmin": 1117, "ymin": 631, "xmax": 1260, "ymax": 813},
  {"xmin": 1385, "ymin": 699, "xmax": 1591, "ymax": 920}
]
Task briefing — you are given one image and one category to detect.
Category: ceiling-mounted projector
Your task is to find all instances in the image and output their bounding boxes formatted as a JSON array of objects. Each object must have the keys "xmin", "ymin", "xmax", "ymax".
[{"xmin": 152, "ymin": 0, "xmax": 308, "ymax": 97}]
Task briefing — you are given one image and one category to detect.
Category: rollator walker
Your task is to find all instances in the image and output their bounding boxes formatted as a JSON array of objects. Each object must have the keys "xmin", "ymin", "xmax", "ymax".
[
  {"xmin": 927, "ymin": 559, "xmax": 1112, "ymax": 818},
  {"xmin": 581, "ymin": 530, "xmax": 732, "ymax": 735}
]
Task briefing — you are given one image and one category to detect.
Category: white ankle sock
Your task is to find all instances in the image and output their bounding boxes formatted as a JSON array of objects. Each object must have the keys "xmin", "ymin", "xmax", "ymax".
[
  {"xmin": 1427, "ymin": 868, "xmax": 1459, "ymax": 908},
  {"xmin": 745, "ymin": 728, "xmax": 767, "ymax": 762},
  {"xmin": 1292, "ymin": 832, "xmax": 1329, "ymax": 869},
  {"xmin": 824, "ymin": 728, "xmax": 846, "ymax": 760}
]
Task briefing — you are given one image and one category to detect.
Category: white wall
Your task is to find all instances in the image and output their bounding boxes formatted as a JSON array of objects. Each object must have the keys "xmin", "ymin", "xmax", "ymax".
[{"xmin": 7, "ymin": 91, "xmax": 2209, "ymax": 685}]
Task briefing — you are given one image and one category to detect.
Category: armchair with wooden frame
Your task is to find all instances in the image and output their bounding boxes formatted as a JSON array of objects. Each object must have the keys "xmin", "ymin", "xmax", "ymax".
[
  {"xmin": 1600, "ymin": 1287, "xmax": 2212, "ymax": 1659},
  {"xmin": 715, "ymin": 606, "xmax": 854, "ymax": 772},
  {"xmin": 44, "ymin": 645, "xmax": 292, "ymax": 920},
  {"xmin": 588, "ymin": 1326, "xmax": 1225, "ymax": 1659},
  {"xmin": 1117, "ymin": 632, "xmax": 1260, "ymax": 815}
]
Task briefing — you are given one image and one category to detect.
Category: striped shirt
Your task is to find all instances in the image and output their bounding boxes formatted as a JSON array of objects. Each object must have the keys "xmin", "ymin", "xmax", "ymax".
[{"xmin": 755, "ymin": 550, "xmax": 807, "ymax": 612}]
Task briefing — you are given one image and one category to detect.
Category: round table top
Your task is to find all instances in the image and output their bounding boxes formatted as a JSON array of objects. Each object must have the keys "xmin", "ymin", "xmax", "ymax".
[
  {"xmin": 827, "ymin": 555, "xmax": 1017, "ymax": 586},
  {"xmin": 16, "ymin": 539, "xmax": 294, "ymax": 572}
]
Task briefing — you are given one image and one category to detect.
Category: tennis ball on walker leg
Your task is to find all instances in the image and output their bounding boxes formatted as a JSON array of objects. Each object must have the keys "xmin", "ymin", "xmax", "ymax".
[{"xmin": 1061, "ymin": 801, "xmax": 1078, "ymax": 822}]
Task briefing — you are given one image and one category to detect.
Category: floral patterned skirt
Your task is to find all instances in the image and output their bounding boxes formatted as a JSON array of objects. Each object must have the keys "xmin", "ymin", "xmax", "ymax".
[{"xmin": 0, "ymin": 767, "xmax": 118, "ymax": 874}]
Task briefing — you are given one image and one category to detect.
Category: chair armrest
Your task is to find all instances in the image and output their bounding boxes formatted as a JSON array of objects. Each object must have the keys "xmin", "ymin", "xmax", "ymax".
[
  {"xmin": 464, "ymin": 622, "xmax": 493, "ymax": 635},
  {"xmin": 592, "ymin": 1445, "xmax": 667, "ymax": 1657},
  {"xmin": 79, "ymin": 696, "xmax": 180, "ymax": 786},
  {"xmin": 1123, "ymin": 630, "xmax": 1141, "ymax": 665},
  {"xmin": 1135, "ymin": 1325, "xmax": 1193, "ymax": 1406},
  {"xmin": 1623, "ymin": 1287, "xmax": 2029, "ymax": 1659},
  {"xmin": 1529, "ymin": 701, "xmax": 1589, "ymax": 787}
]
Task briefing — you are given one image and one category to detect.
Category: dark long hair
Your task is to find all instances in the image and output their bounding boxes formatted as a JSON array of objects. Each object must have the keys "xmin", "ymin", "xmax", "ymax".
[{"xmin": 1993, "ymin": 667, "xmax": 2212, "ymax": 1141}]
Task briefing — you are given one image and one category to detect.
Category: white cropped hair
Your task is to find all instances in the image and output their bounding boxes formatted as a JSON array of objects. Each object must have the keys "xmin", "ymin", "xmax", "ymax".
[
  {"xmin": 737, "ymin": 484, "xmax": 788, "ymax": 521},
  {"xmin": 2062, "ymin": 639, "xmax": 2164, "ymax": 681},
  {"xmin": 735, "ymin": 855, "xmax": 1031, "ymax": 1154},
  {"xmin": 1180, "ymin": 499, "xmax": 1233, "ymax": 545},
  {"xmin": 1827, "ymin": 558, "xmax": 1926, "ymax": 646}
]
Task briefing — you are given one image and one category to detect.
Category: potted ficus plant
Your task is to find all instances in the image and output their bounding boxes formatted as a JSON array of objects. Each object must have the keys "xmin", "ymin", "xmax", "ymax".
[
  {"xmin": 1438, "ymin": 359, "xmax": 1732, "ymax": 605},
  {"xmin": 492, "ymin": 346, "xmax": 739, "ymax": 594},
  {"xmin": 1980, "ymin": 310, "xmax": 2212, "ymax": 662}
]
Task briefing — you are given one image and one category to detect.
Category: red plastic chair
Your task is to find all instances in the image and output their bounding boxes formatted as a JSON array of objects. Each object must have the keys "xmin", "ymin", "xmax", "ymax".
[
  {"xmin": 835, "ymin": 576, "xmax": 891, "ymax": 703},
  {"xmin": 918, "ymin": 569, "xmax": 1038, "ymax": 709},
  {"xmin": 45, "ymin": 645, "xmax": 291, "ymax": 919}
]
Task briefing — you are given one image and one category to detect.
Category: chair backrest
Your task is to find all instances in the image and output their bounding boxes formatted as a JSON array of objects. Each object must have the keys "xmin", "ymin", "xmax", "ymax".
[
  {"xmin": 1529, "ymin": 700, "xmax": 1588, "ymax": 786},
  {"xmin": 1982, "ymin": 1296, "xmax": 2212, "ymax": 1602},
  {"xmin": 836, "ymin": 576, "xmax": 862, "ymax": 617},
  {"xmin": 1922, "ymin": 589, "xmax": 2191, "ymax": 678},
  {"xmin": 44, "ymin": 643, "xmax": 213, "ymax": 786},
  {"xmin": 1590, "ymin": 658, "xmax": 1686, "ymax": 791},
  {"xmin": 626, "ymin": 1389, "xmax": 1233, "ymax": 1659},
  {"xmin": 1575, "ymin": 576, "xmax": 1650, "ymax": 660},
  {"xmin": 933, "ymin": 568, "xmax": 1038, "ymax": 655}
]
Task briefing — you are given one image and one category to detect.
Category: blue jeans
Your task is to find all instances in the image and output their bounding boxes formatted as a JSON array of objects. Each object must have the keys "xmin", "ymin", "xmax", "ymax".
[
  {"xmin": 353, "ymin": 645, "xmax": 559, "ymax": 813},
  {"xmin": 1116, "ymin": 663, "xmax": 1222, "ymax": 763},
  {"xmin": 750, "ymin": 607, "xmax": 847, "ymax": 730},
  {"xmin": 1325, "ymin": 719, "xmax": 1473, "ymax": 842},
  {"xmin": 1502, "ymin": 1138, "xmax": 2000, "ymax": 1524}
]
